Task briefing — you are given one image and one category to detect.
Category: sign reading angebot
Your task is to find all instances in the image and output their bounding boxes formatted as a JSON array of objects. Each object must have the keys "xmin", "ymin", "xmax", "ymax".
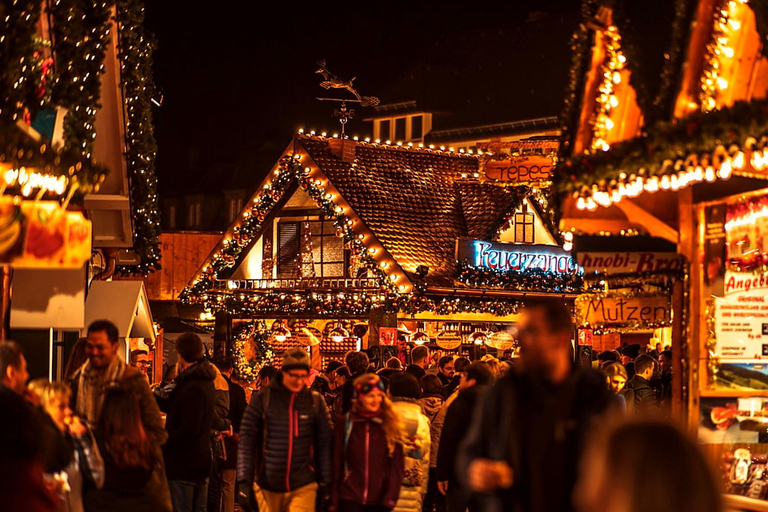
[{"xmin": 715, "ymin": 271, "xmax": 768, "ymax": 360}]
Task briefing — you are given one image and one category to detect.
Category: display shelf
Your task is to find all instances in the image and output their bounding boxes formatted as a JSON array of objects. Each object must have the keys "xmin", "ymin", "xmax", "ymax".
[{"xmin": 725, "ymin": 494, "xmax": 768, "ymax": 511}]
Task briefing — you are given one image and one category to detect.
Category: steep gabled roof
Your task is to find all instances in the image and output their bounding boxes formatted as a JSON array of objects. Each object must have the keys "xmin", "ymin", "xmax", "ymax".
[
  {"xmin": 299, "ymin": 136, "xmax": 478, "ymax": 282},
  {"xmin": 183, "ymin": 134, "xmax": 562, "ymax": 300}
]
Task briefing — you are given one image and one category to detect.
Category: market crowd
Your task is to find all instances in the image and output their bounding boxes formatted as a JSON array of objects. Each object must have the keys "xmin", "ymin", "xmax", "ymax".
[{"xmin": 0, "ymin": 302, "xmax": 723, "ymax": 512}]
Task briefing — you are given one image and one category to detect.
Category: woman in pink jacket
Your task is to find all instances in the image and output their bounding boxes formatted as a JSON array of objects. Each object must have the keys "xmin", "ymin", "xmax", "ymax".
[{"xmin": 332, "ymin": 374, "xmax": 405, "ymax": 512}]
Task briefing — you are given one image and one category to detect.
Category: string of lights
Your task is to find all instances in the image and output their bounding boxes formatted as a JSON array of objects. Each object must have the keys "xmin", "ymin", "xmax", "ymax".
[{"xmin": 115, "ymin": 0, "xmax": 161, "ymax": 275}]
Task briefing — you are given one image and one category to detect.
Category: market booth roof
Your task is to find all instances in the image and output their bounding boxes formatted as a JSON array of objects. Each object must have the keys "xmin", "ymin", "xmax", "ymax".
[{"xmin": 85, "ymin": 280, "xmax": 155, "ymax": 343}]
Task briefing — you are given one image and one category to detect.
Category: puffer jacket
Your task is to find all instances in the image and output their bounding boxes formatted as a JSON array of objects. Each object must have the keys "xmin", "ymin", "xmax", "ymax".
[
  {"xmin": 237, "ymin": 373, "xmax": 333, "ymax": 492},
  {"xmin": 418, "ymin": 395, "xmax": 444, "ymax": 468},
  {"xmin": 391, "ymin": 399, "xmax": 431, "ymax": 512},
  {"xmin": 162, "ymin": 360, "xmax": 217, "ymax": 481}
]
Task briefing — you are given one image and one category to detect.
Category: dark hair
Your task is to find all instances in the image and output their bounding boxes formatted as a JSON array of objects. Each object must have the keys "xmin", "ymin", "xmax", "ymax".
[
  {"xmin": 465, "ymin": 362, "xmax": 494, "ymax": 387},
  {"xmin": 438, "ymin": 356, "xmax": 454, "ymax": 369},
  {"xmin": 411, "ymin": 345, "xmax": 429, "ymax": 363},
  {"xmin": 454, "ymin": 357, "xmax": 471, "ymax": 373},
  {"xmin": 213, "ymin": 356, "xmax": 233, "ymax": 373},
  {"xmin": 385, "ymin": 357, "xmax": 402, "ymax": 369},
  {"xmin": 64, "ymin": 338, "xmax": 88, "ymax": 381},
  {"xmin": 175, "ymin": 332, "xmax": 204, "ymax": 363},
  {"xmin": 0, "ymin": 341, "xmax": 23, "ymax": 380},
  {"xmin": 389, "ymin": 371, "xmax": 421, "ymax": 399},
  {"xmin": 335, "ymin": 367, "xmax": 350, "ymax": 379},
  {"xmin": 130, "ymin": 349, "xmax": 148, "ymax": 363},
  {"xmin": 597, "ymin": 350, "xmax": 619, "ymax": 363},
  {"xmin": 584, "ymin": 421, "xmax": 722, "ymax": 512},
  {"xmin": 325, "ymin": 360, "xmax": 343, "ymax": 374},
  {"xmin": 162, "ymin": 364, "xmax": 177, "ymax": 383},
  {"xmin": 635, "ymin": 354, "xmax": 655, "ymax": 375},
  {"xmin": 345, "ymin": 351, "xmax": 369, "ymax": 375},
  {"xmin": 258, "ymin": 365, "xmax": 278, "ymax": 380},
  {"xmin": 525, "ymin": 300, "xmax": 574, "ymax": 334},
  {"xmin": 420, "ymin": 374, "xmax": 442, "ymax": 395},
  {"xmin": 660, "ymin": 350, "xmax": 672, "ymax": 360},
  {"xmin": 98, "ymin": 387, "xmax": 153, "ymax": 469},
  {"xmin": 87, "ymin": 320, "xmax": 119, "ymax": 344}
]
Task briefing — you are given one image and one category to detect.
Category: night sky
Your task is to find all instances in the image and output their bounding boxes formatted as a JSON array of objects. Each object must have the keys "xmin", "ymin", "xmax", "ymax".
[{"xmin": 144, "ymin": 1, "xmax": 576, "ymax": 195}]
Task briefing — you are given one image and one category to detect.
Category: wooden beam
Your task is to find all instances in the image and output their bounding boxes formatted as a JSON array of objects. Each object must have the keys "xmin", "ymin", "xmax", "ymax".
[{"xmin": 614, "ymin": 200, "xmax": 678, "ymax": 243}]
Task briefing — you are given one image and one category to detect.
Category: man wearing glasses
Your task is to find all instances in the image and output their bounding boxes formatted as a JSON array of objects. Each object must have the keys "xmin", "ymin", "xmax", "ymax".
[
  {"xmin": 130, "ymin": 348, "xmax": 150, "ymax": 381},
  {"xmin": 237, "ymin": 348, "xmax": 333, "ymax": 512}
]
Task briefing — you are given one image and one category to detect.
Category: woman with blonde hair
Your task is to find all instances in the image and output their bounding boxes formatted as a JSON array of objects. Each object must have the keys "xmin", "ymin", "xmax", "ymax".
[
  {"xmin": 603, "ymin": 362, "xmax": 628, "ymax": 410},
  {"xmin": 34, "ymin": 381, "xmax": 103, "ymax": 512},
  {"xmin": 332, "ymin": 373, "xmax": 405, "ymax": 512},
  {"xmin": 575, "ymin": 420, "xmax": 722, "ymax": 512}
]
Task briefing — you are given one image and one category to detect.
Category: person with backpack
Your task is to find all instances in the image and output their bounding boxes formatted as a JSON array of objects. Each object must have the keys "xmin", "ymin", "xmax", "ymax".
[
  {"xmin": 237, "ymin": 348, "xmax": 333, "ymax": 512},
  {"xmin": 331, "ymin": 374, "xmax": 405, "ymax": 512},
  {"xmin": 620, "ymin": 355, "xmax": 657, "ymax": 415},
  {"xmin": 389, "ymin": 372, "xmax": 431, "ymax": 512}
]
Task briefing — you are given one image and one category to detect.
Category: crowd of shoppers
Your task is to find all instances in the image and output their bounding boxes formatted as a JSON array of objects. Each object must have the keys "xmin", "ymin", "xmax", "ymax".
[{"xmin": 1, "ymin": 304, "xmax": 723, "ymax": 512}]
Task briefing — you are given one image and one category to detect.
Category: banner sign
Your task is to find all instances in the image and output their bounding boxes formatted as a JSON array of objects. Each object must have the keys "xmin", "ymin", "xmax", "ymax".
[
  {"xmin": 0, "ymin": 200, "xmax": 91, "ymax": 269},
  {"xmin": 379, "ymin": 327, "xmax": 397, "ymax": 346},
  {"xmin": 577, "ymin": 295, "xmax": 671, "ymax": 328},
  {"xmin": 715, "ymin": 271, "xmax": 768, "ymax": 360},
  {"xmin": 456, "ymin": 239, "xmax": 577, "ymax": 274},
  {"xmin": 577, "ymin": 252, "xmax": 686, "ymax": 274},
  {"xmin": 482, "ymin": 156, "xmax": 552, "ymax": 183},
  {"xmin": 436, "ymin": 331, "xmax": 462, "ymax": 350}
]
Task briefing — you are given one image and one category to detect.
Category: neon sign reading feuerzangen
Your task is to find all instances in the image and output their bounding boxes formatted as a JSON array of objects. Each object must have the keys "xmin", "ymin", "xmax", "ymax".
[{"xmin": 472, "ymin": 241, "xmax": 577, "ymax": 274}]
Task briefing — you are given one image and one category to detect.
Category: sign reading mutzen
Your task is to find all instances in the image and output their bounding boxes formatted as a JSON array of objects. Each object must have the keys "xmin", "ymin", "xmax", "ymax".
[{"xmin": 456, "ymin": 239, "xmax": 577, "ymax": 274}]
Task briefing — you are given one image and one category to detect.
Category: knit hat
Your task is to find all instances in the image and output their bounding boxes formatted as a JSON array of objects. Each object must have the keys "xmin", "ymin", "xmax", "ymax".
[
  {"xmin": 621, "ymin": 344, "xmax": 641, "ymax": 359},
  {"xmin": 282, "ymin": 348, "xmax": 311, "ymax": 371}
]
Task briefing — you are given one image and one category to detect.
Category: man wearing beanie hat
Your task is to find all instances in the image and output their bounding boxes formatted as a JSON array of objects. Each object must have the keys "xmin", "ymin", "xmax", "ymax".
[
  {"xmin": 621, "ymin": 344, "xmax": 641, "ymax": 379},
  {"xmin": 237, "ymin": 348, "xmax": 332, "ymax": 512}
]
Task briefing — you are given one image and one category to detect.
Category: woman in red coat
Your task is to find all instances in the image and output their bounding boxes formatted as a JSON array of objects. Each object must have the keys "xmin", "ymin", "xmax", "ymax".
[{"xmin": 332, "ymin": 374, "xmax": 405, "ymax": 512}]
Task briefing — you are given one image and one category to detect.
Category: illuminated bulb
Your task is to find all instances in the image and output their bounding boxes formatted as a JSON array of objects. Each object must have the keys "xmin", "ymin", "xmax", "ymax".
[
  {"xmin": 644, "ymin": 177, "xmax": 659, "ymax": 192},
  {"xmin": 723, "ymin": 47, "xmax": 735, "ymax": 58},
  {"xmin": 694, "ymin": 166, "xmax": 703, "ymax": 181},
  {"xmin": 398, "ymin": 285, "xmax": 407, "ymax": 292},
  {"xmin": 604, "ymin": 118, "xmax": 614, "ymax": 130},
  {"xmin": 369, "ymin": 247, "xmax": 377, "ymax": 254},
  {"xmin": 612, "ymin": 72, "xmax": 621, "ymax": 84},
  {"xmin": 729, "ymin": 19, "xmax": 741, "ymax": 30},
  {"xmin": 321, "ymin": 132, "xmax": 327, "ymax": 137},
  {"xmin": 563, "ymin": 241, "xmax": 573, "ymax": 251},
  {"xmin": 717, "ymin": 77, "xmax": 729, "ymax": 90},
  {"xmin": 609, "ymin": 95, "xmax": 619, "ymax": 108},
  {"xmin": 705, "ymin": 166, "xmax": 716, "ymax": 182},
  {"xmin": 751, "ymin": 151, "xmax": 765, "ymax": 170},
  {"xmin": 601, "ymin": 142, "xmax": 610, "ymax": 152},
  {"xmin": 670, "ymin": 175, "xmax": 680, "ymax": 190},
  {"xmin": 577, "ymin": 197, "xmax": 586, "ymax": 210},
  {"xmin": 586, "ymin": 198, "xmax": 597, "ymax": 211},
  {"xmin": 298, "ymin": 128, "xmax": 304, "ymax": 134},
  {"xmin": 380, "ymin": 261, "xmax": 389, "ymax": 269},
  {"xmin": 390, "ymin": 274, "xmax": 399, "ymax": 282},
  {"xmin": 733, "ymin": 152, "xmax": 745, "ymax": 169},
  {"xmin": 564, "ymin": 231, "xmax": 574, "ymax": 242},
  {"xmin": 660, "ymin": 175, "xmax": 671, "ymax": 190}
]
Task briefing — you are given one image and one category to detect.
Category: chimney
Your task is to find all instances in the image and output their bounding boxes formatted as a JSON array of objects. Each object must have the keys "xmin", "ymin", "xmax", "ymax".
[{"xmin": 328, "ymin": 138, "xmax": 356, "ymax": 163}]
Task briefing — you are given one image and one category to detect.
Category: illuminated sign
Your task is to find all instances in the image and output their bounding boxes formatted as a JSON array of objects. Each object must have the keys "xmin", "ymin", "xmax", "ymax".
[
  {"xmin": 482, "ymin": 156, "xmax": 552, "ymax": 183},
  {"xmin": 577, "ymin": 252, "xmax": 686, "ymax": 274},
  {"xmin": 456, "ymin": 238, "xmax": 577, "ymax": 274}
]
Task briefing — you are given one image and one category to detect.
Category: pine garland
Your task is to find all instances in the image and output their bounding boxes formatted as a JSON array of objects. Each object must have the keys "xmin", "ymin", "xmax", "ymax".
[
  {"xmin": 231, "ymin": 321, "xmax": 273, "ymax": 382},
  {"xmin": 49, "ymin": 0, "xmax": 115, "ymax": 158},
  {"xmin": 115, "ymin": 0, "xmax": 161, "ymax": 275}
]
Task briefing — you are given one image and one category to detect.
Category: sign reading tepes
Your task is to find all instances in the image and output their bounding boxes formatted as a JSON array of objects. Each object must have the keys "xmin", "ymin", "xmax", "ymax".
[{"xmin": 456, "ymin": 239, "xmax": 578, "ymax": 274}]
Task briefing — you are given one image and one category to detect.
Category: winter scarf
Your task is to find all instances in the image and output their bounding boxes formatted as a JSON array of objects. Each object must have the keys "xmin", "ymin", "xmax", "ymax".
[{"xmin": 76, "ymin": 355, "xmax": 126, "ymax": 425}]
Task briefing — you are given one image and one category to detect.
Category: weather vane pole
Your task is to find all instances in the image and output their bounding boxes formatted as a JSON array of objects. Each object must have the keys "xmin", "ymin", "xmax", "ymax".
[{"xmin": 315, "ymin": 60, "xmax": 379, "ymax": 137}]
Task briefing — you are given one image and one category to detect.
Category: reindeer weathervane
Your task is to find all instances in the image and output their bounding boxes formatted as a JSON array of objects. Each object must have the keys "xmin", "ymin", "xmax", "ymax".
[{"xmin": 315, "ymin": 60, "xmax": 380, "ymax": 136}]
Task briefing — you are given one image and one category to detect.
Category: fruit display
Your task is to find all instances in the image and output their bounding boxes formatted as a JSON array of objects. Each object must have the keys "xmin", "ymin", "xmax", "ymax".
[{"xmin": 0, "ymin": 199, "xmax": 26, "ymax": 262}]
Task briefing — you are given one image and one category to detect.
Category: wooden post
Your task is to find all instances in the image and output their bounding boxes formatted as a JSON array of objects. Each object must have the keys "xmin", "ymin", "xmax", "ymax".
[
  {"xmin": 214, "ymin": 310, "xmax": 231, "ymax": 359},
  {"xmin": 0, "ymin": 266, "xmax": 12, "ymax": 341},
  {"xmin": 677, "ymin": 187, "xmax": 698, "ymax": 432}
]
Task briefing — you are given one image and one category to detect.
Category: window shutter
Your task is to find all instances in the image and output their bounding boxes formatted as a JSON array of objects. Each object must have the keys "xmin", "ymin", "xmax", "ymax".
[{"xmin": 277, "ymin": 222, "xmax": 300, "ymax": 277}]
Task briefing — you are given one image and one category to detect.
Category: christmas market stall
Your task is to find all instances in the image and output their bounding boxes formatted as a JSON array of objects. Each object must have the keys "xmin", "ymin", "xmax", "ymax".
[
  {"xmin": 180, "ymin": 132, "xmax": 582, "ymax": 380},
  {"xmin": 556, "ymin": 0, "xmax": 768, "ymax": 508}
]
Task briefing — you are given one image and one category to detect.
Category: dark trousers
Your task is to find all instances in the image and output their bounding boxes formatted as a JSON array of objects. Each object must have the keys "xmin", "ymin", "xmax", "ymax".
[
  {"xmin": 446, "ymin": 486, "xmax": 482, "ymax": 512},
  {"xmin": 168, "ymin": 478, "xmax": 209, "ymax": 512},
  {"xmin": 339, "ymin": 500, "xmax": 392, "ymax": 512},
  {"xmin": 424, "ymin": 468, "xmax": 446, "ymax": 512}
]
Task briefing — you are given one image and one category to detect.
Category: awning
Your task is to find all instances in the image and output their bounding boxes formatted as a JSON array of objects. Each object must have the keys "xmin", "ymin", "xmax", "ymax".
[{"xmin": 85, "ymin": 280, "xmax": 155, "ymax": 343}]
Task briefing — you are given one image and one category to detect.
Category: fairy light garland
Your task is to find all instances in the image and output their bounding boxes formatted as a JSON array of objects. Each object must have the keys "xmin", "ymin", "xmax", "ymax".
[
  {"xmin": 700, "ymin": 0, "xmax": 746, "ymax": 113},
  {"xmin": 591, "ymin": 26, "xmax": 627, "ymax": 153},
  {"xmin": 115, "ymin": 0, "xmax": 161, "ymax": 275},
  {"xmin": 231, "ymin": 321, "xmax": 273, "ymax": 382},
  {"xmin": 49, "ymin": 0, "xmax": 114, "ymax": 159}
]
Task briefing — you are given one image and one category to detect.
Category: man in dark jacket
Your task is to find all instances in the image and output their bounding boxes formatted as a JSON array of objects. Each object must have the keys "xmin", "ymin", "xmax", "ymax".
[
  {"xmin": 436, "ymin": 362, "xmax": 494, "ymax": 512},
  {"xmin": 436, "ymin": 356, "xmax": 455, "ymax": 387},
  {"xmin": 237, "ymin": 348, "xmax": 333, "ymax": 512},
  {"xmin": 621, "ymin": 354, "xmax": 657, "ymax": 415},
  {"xmin": 162, "ymin": 333, "xmax": 217, "ymax": 512},
  {"xmin": 658, "ymin": 349, "xmax": 673, "ymax": 411},
  {"xmin": 214, "ymin": 357, "xmax": 248, "ymax": 512},
  {"xmin": 459, "ymin": 301, "xmax": 617, "ymax": 512},
  {"xmin": 442, "ymin": 357, "xmax": 470, "ymax": 399},
  {"xmin": 405, "ymin": 345, "xmax": 429, "ymax": 384}
]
